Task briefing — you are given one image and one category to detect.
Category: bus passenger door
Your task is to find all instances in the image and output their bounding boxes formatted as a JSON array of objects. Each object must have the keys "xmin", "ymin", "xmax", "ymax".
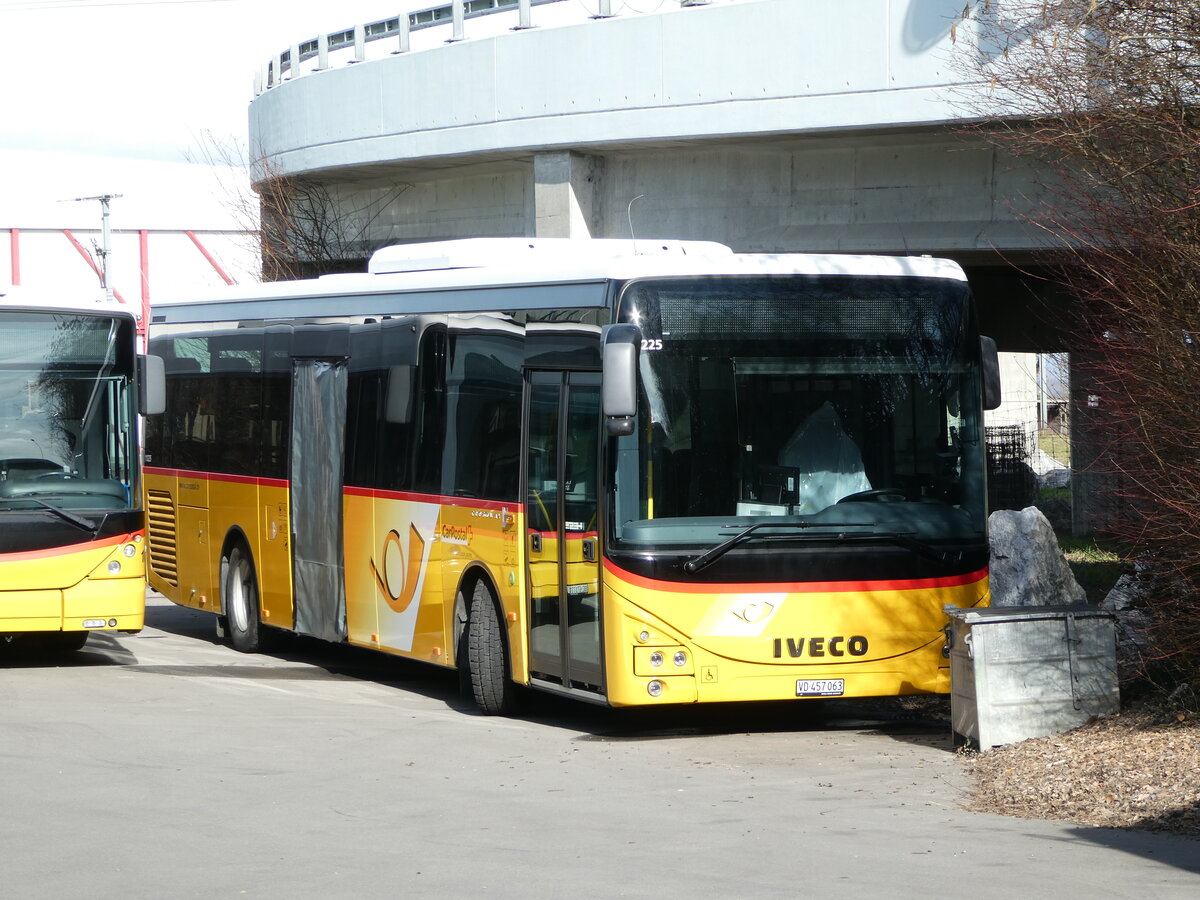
[
  {"xmin": 289, "ymin": 358, "xmax": 348, "ymax": 643},
  {"xmin": 525, "ymin": 371, "xmax": 603, "ymax": 694}
]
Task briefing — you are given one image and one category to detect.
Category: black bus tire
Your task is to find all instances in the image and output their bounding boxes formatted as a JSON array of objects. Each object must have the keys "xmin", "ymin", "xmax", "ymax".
[
  {"xmin": 466, "ymin": 580, "xmax": 515, "ymax": 715},
  {"xmin": 41, "ymin": 631, "xmax": 88, "ymax": 652},
  {"xmin": 224, "ymin": 545, "xmax": 262, "ymax": 653},
  {"xmin": 454, "ymin": 586, "xmax": 472, "ymax": 700}
]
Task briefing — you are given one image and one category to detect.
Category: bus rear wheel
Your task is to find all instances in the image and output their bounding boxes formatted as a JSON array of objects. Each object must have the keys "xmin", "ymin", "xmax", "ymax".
[
  {"xmin": 223, "ymin": 545, "xmax": 263, "ymax": 653},
  {"xmin": 465, "ymin": 580, "xmax": 515, "ymax": 715}
]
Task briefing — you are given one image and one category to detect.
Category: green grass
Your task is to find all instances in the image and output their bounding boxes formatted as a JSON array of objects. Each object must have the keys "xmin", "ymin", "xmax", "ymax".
[
  {"xmin": 1059, "ymin": 537, "xmax": 1126, "ymax": 604},
  {"xmin": 1039, "ymin": 430, "xmax": 1071, "ymax": 466}
]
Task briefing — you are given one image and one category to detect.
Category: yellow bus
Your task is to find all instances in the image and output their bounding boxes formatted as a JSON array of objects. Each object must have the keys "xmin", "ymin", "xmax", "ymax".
[
  {"xmin": 143, "ymin": 238, "xmax": 999, "ymax": 712},
  {"xmin": 1, "ymin": 287, "xmax": 163, "ymax": 651}
]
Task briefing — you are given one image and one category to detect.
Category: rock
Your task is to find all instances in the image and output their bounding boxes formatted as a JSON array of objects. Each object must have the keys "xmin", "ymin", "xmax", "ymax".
[
  {"xmin": 1101, "ymin": 573, "xmax": 1144, "ymax": 612},
  {"xmin": 988, "ymin": 506, "xmax": 1087, "ymax": 607},
  {"xmin": 1032, "ymin": 448, "xmax": 1071, "ymax": 487},
  {"xmin": 1100, "ymin": 561, "xmax": 1158, "ymax": 679},
  {"xmin": 1038, "ymin": 466, "xmax": 1071, "ymax": 490}
]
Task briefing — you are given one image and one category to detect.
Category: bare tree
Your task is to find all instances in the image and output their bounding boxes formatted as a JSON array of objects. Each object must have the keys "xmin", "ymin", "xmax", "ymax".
[
  {"xmin": 954, "ymin": 0, "xmax": 1200, "ymax": 681},
  {"xmin": 256, "ymin": 171, "xmax": 413, "ymax": 281},
  {"xmin": 192, "ymin": 132, "xmax": 413, "ymax": 281}
]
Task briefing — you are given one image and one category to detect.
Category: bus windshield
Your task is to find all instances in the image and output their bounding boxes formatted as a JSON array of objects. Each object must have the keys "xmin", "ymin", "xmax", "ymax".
[
  {"xmin": 608, "ymin": 275, "xmax": 987, "ymax": 554},
  {"xmin": 0, "ymin": 312, "xmax": 137, "ymax": 514}
]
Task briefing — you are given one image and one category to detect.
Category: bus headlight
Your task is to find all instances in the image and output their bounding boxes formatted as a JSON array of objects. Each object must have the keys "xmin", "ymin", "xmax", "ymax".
[
  {"xmin": 647, "ymin": 680, "xmax": 664, "ymax": 697},
  {"xmin": 123, "ymin": 543, "xmax": 138, "ymax": 558},
  {"xmin": 634, "ymin": 645, "xmax": 694, "ymax": 676},
  {"xmin": 107, "ymin": 561, "xmax": 122, "ymax": 575}
]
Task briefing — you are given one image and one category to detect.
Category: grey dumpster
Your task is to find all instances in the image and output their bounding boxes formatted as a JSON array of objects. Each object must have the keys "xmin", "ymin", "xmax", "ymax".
[{"xmin": 945, "ymin": 605, "xmax": 1119, "ymax": 750}]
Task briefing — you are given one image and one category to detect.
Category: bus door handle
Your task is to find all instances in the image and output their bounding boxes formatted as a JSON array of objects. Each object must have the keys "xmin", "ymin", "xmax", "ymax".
[
  {"xmin": 582, "ymin": 538, "xmax": 596, "ymax": 562},
  {"xmin": 530, "ymin": 533, "xmax": 543, "ymax": 554}
]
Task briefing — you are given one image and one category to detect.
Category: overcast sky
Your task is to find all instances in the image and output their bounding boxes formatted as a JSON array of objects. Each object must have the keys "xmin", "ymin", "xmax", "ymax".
[{"xmin": 0, "ymin": 0, "xmax": 411, "ymax": 226}]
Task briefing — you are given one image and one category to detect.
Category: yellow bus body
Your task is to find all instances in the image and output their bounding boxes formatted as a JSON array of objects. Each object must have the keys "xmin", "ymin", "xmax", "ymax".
[
  {"xmin": 147, "ymin": 464, "xmax": 986, "ymax": 706},
  {"xmin": 0, "ymin": 534, "xmax": 146, "ymax": 634},
  {"xmin": 341, "ymin": 489, "xmax": 521, "ymax": 665},
  {"xmin": 600, "ymin": 562, "xmax": 988, "ymax": 706},
  {"xmin": 147, "ymin": 471, "xmax": 293, "ymax": 625}
]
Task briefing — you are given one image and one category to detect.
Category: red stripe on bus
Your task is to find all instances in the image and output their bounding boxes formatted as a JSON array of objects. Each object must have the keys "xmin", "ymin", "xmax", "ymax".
[
  {"xmin": 0, "ymin": 534, "xmax": 132, "ymax": 561},
  {"xmin": 603, "ymin": 558, "xmax": 988, "ymax": 595},
  {"xmin": 143, "ymin": 467, "xmax": 289, "ymax": 489},
  {"xmin": 342, "ymin": 485, "xmax": 513, "ymax": 512},
  {"xmin": 143, "ymin": 470, "xmax": 513, "ymax": 510}
]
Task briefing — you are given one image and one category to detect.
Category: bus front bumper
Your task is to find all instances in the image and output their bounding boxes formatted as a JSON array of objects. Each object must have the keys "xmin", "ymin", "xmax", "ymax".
[{"xmin": 0, "ymin": 578, "xmax": 145, "ymax": 634}]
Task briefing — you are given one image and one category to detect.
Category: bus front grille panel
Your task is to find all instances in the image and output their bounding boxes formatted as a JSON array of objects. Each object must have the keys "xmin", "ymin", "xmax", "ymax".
[{"xmin": 146, "ymin": 490, "xmax": 179, "ymax": 586}]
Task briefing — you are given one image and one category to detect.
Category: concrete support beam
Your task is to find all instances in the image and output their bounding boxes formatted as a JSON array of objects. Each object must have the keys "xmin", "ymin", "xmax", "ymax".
[{"xmin": 532, "ymin": 151, "xmax": 602, "ymax": 238}]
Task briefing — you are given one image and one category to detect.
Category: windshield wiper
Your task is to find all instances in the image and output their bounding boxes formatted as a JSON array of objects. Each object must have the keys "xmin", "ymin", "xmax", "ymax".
[
  {"xmin": 16, "ymin": 498, "xmax": 100, "ymax": 535},
  {"xmin": 682, "ymin": 521, "xmax": 875, "ymax": 575}
]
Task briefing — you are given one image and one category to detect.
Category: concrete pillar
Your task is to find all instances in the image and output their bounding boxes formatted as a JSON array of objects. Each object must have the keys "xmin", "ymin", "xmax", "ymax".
[{"xmin": 532, "ymin": 151, "xmax": 602, "ymax": 238}]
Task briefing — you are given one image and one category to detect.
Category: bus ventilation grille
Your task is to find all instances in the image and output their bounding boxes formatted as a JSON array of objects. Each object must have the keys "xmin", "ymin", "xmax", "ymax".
[{"xmin": 146, "ymin": 490, "xmax": 179, "ymax": 587}]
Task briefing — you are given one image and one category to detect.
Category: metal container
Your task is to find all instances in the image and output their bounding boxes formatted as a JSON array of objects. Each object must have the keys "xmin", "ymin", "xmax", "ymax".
[{"xmin": 945, "ymin": 605, "xmax": 1119, "ymax": 750}]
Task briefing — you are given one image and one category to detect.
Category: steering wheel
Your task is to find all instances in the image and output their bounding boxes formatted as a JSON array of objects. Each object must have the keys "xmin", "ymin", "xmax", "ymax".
[
  {"xmin": 36, "ymin": 471, "xmax": 79, "ymax": 480},
  {"xmin": 837, "ymin": 489, "xmax": 906, "ymax": 503}
]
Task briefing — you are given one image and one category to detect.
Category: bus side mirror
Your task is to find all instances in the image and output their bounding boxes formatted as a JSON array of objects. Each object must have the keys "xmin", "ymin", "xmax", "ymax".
[
  {"xmin": 385, "ymin": 365, "xmax": 414, "ymax": 424},
  {"xmin": 139, "ymin": 354, "xmax": 166, "ymax": 415},
  {"xmin": 602, "ymin": 324, "xmax": 640, "ymax": 436},
  {"xmin": 980, "ymin": 336, "xmax": 1001, "ymax": 410}
]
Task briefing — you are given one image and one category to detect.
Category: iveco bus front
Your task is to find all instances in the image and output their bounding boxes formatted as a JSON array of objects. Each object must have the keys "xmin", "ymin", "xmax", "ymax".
[{"xmin": 599, "ymin": 261, "xmax": 1000, "ymax": 704}]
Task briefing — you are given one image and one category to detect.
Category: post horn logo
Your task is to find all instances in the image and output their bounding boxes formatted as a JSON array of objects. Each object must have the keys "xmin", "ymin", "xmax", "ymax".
[
  {"xmin": 732, "ymin": 601, "xmax": 775, "ymax": 624},
  {"xmin": 370, "ymin": 524, "xmax": 426, "ymax": 613}
]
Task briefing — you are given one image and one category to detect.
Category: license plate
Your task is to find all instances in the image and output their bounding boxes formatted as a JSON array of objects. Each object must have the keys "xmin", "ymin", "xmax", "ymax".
[{"xmin": 796, "ymin": 678, "xmax": 845, "ymax": 697}]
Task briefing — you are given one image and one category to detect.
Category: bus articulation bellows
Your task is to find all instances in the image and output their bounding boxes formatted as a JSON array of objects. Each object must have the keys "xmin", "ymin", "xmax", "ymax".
[
  {"xmin": 1, "ymin": 287, "xmax": 164, "ymax": 651},
  {"xmin": 143, "ymin": 238, "xmax": 999, "ymax": 712}
]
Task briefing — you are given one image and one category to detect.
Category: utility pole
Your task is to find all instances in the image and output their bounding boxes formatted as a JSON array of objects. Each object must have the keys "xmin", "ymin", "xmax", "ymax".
[{"xmin": 71, "ymin": 193, "xmax": 122, "ymax": 302}]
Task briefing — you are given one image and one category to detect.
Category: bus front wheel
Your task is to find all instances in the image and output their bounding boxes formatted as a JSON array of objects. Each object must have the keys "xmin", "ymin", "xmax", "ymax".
[
  {"xmin": 41, "ymin": 631, "xmax": 88, "ymax": 652},
  {"xmin": 223, "ymin": 545, "xmax": 263, "ymax": 653},
  {"xmin": 465, "ymin": 580, "xmax": 515, "ymax": 716}
]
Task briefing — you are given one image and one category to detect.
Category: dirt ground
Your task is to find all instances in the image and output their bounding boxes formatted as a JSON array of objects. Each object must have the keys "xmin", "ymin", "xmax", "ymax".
[{"xmin": 959, "ymin": 696, "xmax": 1200, "ymax": 838}]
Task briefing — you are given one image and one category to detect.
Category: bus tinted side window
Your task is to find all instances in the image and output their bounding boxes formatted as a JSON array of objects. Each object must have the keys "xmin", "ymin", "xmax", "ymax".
[
  {"xmin": 164, "ymin": 335, "xmax": 213, "ymax": 473},
  {"xmin": 261, "ymin": 328, "xmax": 292, "ymax": 482},
  {"xmin": 412, "ymin": 329, "xmax": 446, "ymax": 496},
  {"xmin": 207, "ymin": 331, "xmax": 264, "ymax": 477},
  {"xmin": 444, "ymin": 330, "xmax": 522, "ymax": 501},
  {"xmin": 345, "ymin": 322, "xmax": 382, "ymax": 490}
]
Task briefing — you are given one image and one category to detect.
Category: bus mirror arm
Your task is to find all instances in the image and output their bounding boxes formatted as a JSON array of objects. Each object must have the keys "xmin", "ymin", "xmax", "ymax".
[
  {"xmin": 602, "ymin": 324, "xmax": 640, "ymax": 436},
  {"xmin": 139, "ymin": 354, "xmax": 166, "ymax": 416},
  {"xmin": 980, "ymin": 336, "xmax": 1002, "ymax": 411},
  {"xmin": 385, "ymin": 365, "xmax": 415, "ymax": 424}
]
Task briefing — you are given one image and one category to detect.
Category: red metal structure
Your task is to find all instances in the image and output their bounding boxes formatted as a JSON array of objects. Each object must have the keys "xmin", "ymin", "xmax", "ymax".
[{"xmin": 5, "ymin": 227, "xmax": 244, "ymax": 337}]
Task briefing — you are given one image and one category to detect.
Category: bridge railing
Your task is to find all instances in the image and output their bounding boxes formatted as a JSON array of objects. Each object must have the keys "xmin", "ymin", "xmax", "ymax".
[{"xmin": 254, "ymin": 0, "xmax": 727, "ymax": 96}]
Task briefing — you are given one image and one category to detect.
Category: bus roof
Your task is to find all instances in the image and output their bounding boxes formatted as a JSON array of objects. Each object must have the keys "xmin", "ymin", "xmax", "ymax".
[
  {"xmin": 0, "ymin": 285, "xmax": 136, "ymax": 318},
  {"xmin": 151, "ymin": 238, "xmax": 969, "ymax": 325}
]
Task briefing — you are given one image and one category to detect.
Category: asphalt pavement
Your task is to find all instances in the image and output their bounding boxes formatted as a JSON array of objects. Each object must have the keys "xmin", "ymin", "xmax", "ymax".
[{"xmin": 1, "ymin": 591, "xmax": 1196, "ymax": 899}]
